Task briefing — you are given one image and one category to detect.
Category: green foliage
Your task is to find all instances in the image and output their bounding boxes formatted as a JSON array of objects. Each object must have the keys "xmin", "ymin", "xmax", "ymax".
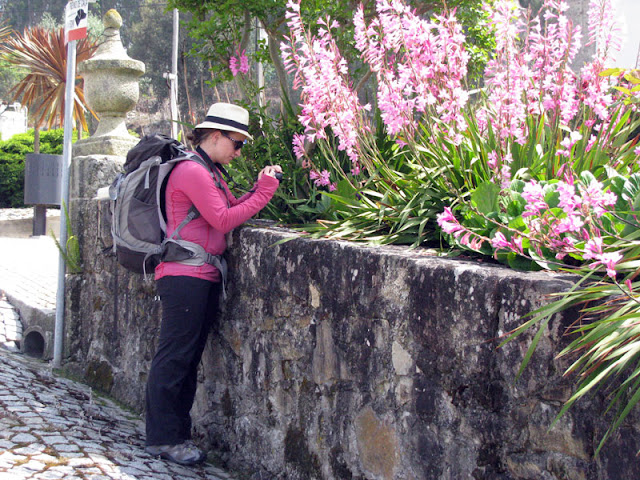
[
  {"xmin": 0, "ymin": 128, "xmax": 69, "ymax": 207},
  {"xmin": 225, "ymin": 88, "xmax": 327, "ymax": 224},
  {"xmin": 0, "ymin": 58, "xmax": 23, "ymax": 100},
  {"xmin": 52, "ymin": 201, "xmax": 82, "ymax": 273},
  {"xmin": 0, "ymin": 0, "xmax": 68, "ymax": 31}
]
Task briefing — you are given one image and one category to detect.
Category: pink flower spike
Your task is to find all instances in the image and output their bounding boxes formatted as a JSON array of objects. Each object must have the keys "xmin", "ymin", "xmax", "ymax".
[
  {"xmin": 487, "ymin": 151, "xmax": 498, "ymax": 170},
  {"xmin": 239, "ymin": 52, "xmax": 250, "ymax": 74},
  {"xmin": 292, "ymin": 133, "xmax": 306, "ymax": 160},
  {"xmin": 229, "ymin": 57, "xmax": 239, "ymax": 77}
]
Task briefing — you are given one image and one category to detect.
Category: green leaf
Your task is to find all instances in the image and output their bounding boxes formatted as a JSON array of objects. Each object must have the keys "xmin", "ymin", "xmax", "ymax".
[
  {"xmin": 624, "ymin": 72, "xmax": 640, "ymax": 84},
  {"xmin": 506, "ymin": 252, "xmax": 536, "ymax": 271},
  {"xmin": 471, "ymin": 181, "xmax": 500, "ymax": 214}
]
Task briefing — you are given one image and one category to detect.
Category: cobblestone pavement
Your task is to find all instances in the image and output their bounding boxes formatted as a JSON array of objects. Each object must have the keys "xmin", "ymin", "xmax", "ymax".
[
  {"xmin": 0, "ymin": 349, "xmax": 237, "ymax": 480},
  {"xmin": 0, "ymin": 211, "xmax": 241, "ymax": 479}
]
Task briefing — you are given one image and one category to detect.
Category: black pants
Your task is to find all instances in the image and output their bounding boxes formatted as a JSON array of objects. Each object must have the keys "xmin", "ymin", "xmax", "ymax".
[{"xmin": 145, "ymin": 276, "xmax": 221, "ymax": 446}]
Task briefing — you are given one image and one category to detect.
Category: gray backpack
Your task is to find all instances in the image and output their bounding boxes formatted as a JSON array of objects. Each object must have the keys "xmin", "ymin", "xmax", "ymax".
[{"xmin": 108, "ymin": 134, "xmax": 227, "ymax": 292}]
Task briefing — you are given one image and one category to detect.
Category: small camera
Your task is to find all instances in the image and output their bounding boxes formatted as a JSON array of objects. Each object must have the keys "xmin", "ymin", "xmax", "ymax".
[{"xmin": 275, "ymin": 172, "xmax": 283, "ymax": 181}]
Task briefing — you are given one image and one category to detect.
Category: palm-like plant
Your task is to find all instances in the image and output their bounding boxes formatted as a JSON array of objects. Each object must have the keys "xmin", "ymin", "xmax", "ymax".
[
  {"xmin": 0, "ymin": 26, "xmax": 97, "ymax": 134},
  {"xmin": 0, "ymin": 20, "xmax": 9, "ymax": 40}
]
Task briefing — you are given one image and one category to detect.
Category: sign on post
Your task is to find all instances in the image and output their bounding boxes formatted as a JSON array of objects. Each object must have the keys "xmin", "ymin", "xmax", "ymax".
[{"xmin": 64, "ymin": 0, "xmax": 88, "ymax": 44}]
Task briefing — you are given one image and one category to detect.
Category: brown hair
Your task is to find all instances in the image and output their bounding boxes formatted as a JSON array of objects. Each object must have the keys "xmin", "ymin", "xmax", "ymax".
[{"xmin": 186, "ymin": 128, "xmax": 217, "ymax": 147}]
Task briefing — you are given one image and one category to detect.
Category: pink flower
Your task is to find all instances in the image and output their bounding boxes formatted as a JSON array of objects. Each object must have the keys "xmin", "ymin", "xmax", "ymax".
[
  {"xmin": 469, "ymin": 235, "xmax": 484, "ymax": 250},
  {"xmin": 557, "ymin": 181, "xmax": 581, "ymax": 214},
  {"xmin": 437, "ymin": 207, "xmax": 465, "ymax": 236},
  {"xmin": 511, "ymin": 235, "xmax": 524, "ymax": 255},
  {"xmin": 229, "ymin": 49, "xmax": 249, "ymax": 76},
  {"xmin": 601, "ymin": 251, "xmax": 622, "ymax": 278},
  {"xmin": 588, "ymin": 251, "xmax": 622, "ymax": 278},
  {"xmin": 522, "ymin": 181, "xmax": 548, "ymax": 217},
  {"xmin": 292, "ymin": 133, "xmax": 306, "ymax": 160},
  {"xmin": 309, "ymin": 169, "xmax": 332, "ymax": 187},
  {"xmin": 522, "ymin": 181, "xmax": 545, "ymax": 203},
  {"xmin": 481, "ymin": 0, "xmax": 585, "ymax": 144},
  {"xmin": 284, "ymin": 0, "xmax": 369, "ymax": 171},
  {"xmin": 579, "ymin": 179, "xmax": 617, "ymax": 217},
  {"xmin": 586, "ymin": 0, "xmax": 623, "ymax": 63},
  {"xmin": 499, "ymin": 152, "xmax": 513, "ymax": 189},
  {"xmin": 229, "ymin": 57, "xmax": 239, "ymax": 76},
  {"xmin": 487, "ymin": 151, "xmax": 498, "ymax": 170},
  {"xmin": 491, "ymin": 231, "xmax": 510, "ymax": 249},
  {"xmin": 239, "ymin": 52, "xmax": 250, "ymax": 74},
  {"xmin": 319, "ymin": 169, "xmax": 331, "ymax": 186},
  {"xmin": 558, "ymin": 131, "xmax": 582, "ymax": 157},
  {"xmin": 555, "ymin": 214, "xmax": 584, "ymax": 233},
  {"xmin": 583, "ymin": 236, "xmax": 603, "ymax": 260}
]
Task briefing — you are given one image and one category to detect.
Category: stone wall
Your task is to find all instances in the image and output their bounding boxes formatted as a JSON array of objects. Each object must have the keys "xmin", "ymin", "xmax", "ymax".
[{"xmin": 64, "ymin": 210, "xmax": 640, "ymax": 480}]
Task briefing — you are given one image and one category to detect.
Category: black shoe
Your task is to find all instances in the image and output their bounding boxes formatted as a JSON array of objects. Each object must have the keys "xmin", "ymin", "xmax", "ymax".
[{"xmin": 145, "ymin": 441, "xmax": 206, "ymax": 466}]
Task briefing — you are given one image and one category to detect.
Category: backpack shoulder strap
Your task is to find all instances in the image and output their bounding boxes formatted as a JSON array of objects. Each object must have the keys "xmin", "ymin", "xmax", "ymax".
[
  {"xmin": 167, "ymin": 204, "xmax": 200, "ymax": 241},
  {"xmin": 165, "ymin": 151, "xmax": 230, "ymax": 241}
]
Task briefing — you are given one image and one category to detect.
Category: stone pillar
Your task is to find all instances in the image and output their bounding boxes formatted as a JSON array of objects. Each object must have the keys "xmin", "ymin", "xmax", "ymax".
[
  {"xmin": 64, "ymin": 9, "xmax": 147, "ymax": 367},
  {"xmin": 74, "ymin": 9, "xmax": 145, "ymax": 157},
  {"xmin": 566, "ymin": 0, "xmax": 595, "ymax": 69}
]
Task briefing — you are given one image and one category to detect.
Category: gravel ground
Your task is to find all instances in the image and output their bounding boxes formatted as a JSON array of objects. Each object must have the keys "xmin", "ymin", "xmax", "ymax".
[{"xmin": 0, "ymin": 208, "xmax": 60, "ymax": 222}]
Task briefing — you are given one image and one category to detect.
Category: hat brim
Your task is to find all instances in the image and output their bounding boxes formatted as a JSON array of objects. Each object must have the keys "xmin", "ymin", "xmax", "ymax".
[{"xmin": 195, "ymin": 121, "xmax": 254, "ymax": 141}]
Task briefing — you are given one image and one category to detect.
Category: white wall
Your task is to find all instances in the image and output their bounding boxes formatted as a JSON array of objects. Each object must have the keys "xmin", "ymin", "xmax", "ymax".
[
  {"xmin": 614, "ymin": 0, "xmax": 640, "ymax": 68},
  {"xmin": 0, "ymin": 103, "xmax": 28, "ymax": 141}
]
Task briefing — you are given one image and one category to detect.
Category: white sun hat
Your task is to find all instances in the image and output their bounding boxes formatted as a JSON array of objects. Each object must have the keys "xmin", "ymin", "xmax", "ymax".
[{"xmin": 195, "ymin": 102, "xmax": 254, "ymax": 140}]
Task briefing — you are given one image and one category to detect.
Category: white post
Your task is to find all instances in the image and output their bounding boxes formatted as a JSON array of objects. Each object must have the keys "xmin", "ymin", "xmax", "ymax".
[
  {"xmin": 53, "ymin": 38, "xmax": 77, "ymax": 368},
  {"xmin": 256, "ymin": 18, "xmax": 265, "ymax": 109},
  {"xmin": 170, "ymin": 8, "xmax": 179, "ymax": 138}
]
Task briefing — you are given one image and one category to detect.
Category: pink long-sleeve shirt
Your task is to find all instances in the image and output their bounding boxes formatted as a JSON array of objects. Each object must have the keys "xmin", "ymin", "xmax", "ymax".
[{"xmin": 154, "ymin": 158, "xmax": 279, "ymax": 282}]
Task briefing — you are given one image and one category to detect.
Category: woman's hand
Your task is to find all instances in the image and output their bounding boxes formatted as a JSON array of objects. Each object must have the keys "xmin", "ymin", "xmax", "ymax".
[{"xmin": 258, "ymin": 165, "xmax": 283, "ymax": 180}]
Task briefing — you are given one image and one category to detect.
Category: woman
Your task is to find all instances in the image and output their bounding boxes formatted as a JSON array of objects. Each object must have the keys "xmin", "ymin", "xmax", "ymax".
[{"xmin": 144, "ymin": 103, "xmax": 281, "ymax": 465}]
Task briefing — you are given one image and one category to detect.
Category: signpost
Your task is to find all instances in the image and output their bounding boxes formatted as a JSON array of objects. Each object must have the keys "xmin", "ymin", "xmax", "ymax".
[
  {"xmin": 53, "ymin": 0, "xmax": 89, "ymax": 368},
  {"xmin": 64, "ymin": 0, "xmax": 88, "ymax": 44}
]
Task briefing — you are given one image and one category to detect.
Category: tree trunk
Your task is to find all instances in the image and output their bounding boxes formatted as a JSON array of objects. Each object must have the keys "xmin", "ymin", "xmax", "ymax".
[
  {"xmin": 265, "ymin": 29, "xmax": 291, "ymax": 115},
  {"xmin": 240, "ymin": 10, "xmax": 252, "ymax": 51},
  {"xmin": 34, "ymin": 125, "xmax": 40, "ymax": 154}
]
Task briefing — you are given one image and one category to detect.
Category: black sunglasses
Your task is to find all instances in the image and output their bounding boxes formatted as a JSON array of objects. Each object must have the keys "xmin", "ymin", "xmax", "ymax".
[{"xmin": 220, "ymin": 131, "xmax": 246, "ymax": 150}]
